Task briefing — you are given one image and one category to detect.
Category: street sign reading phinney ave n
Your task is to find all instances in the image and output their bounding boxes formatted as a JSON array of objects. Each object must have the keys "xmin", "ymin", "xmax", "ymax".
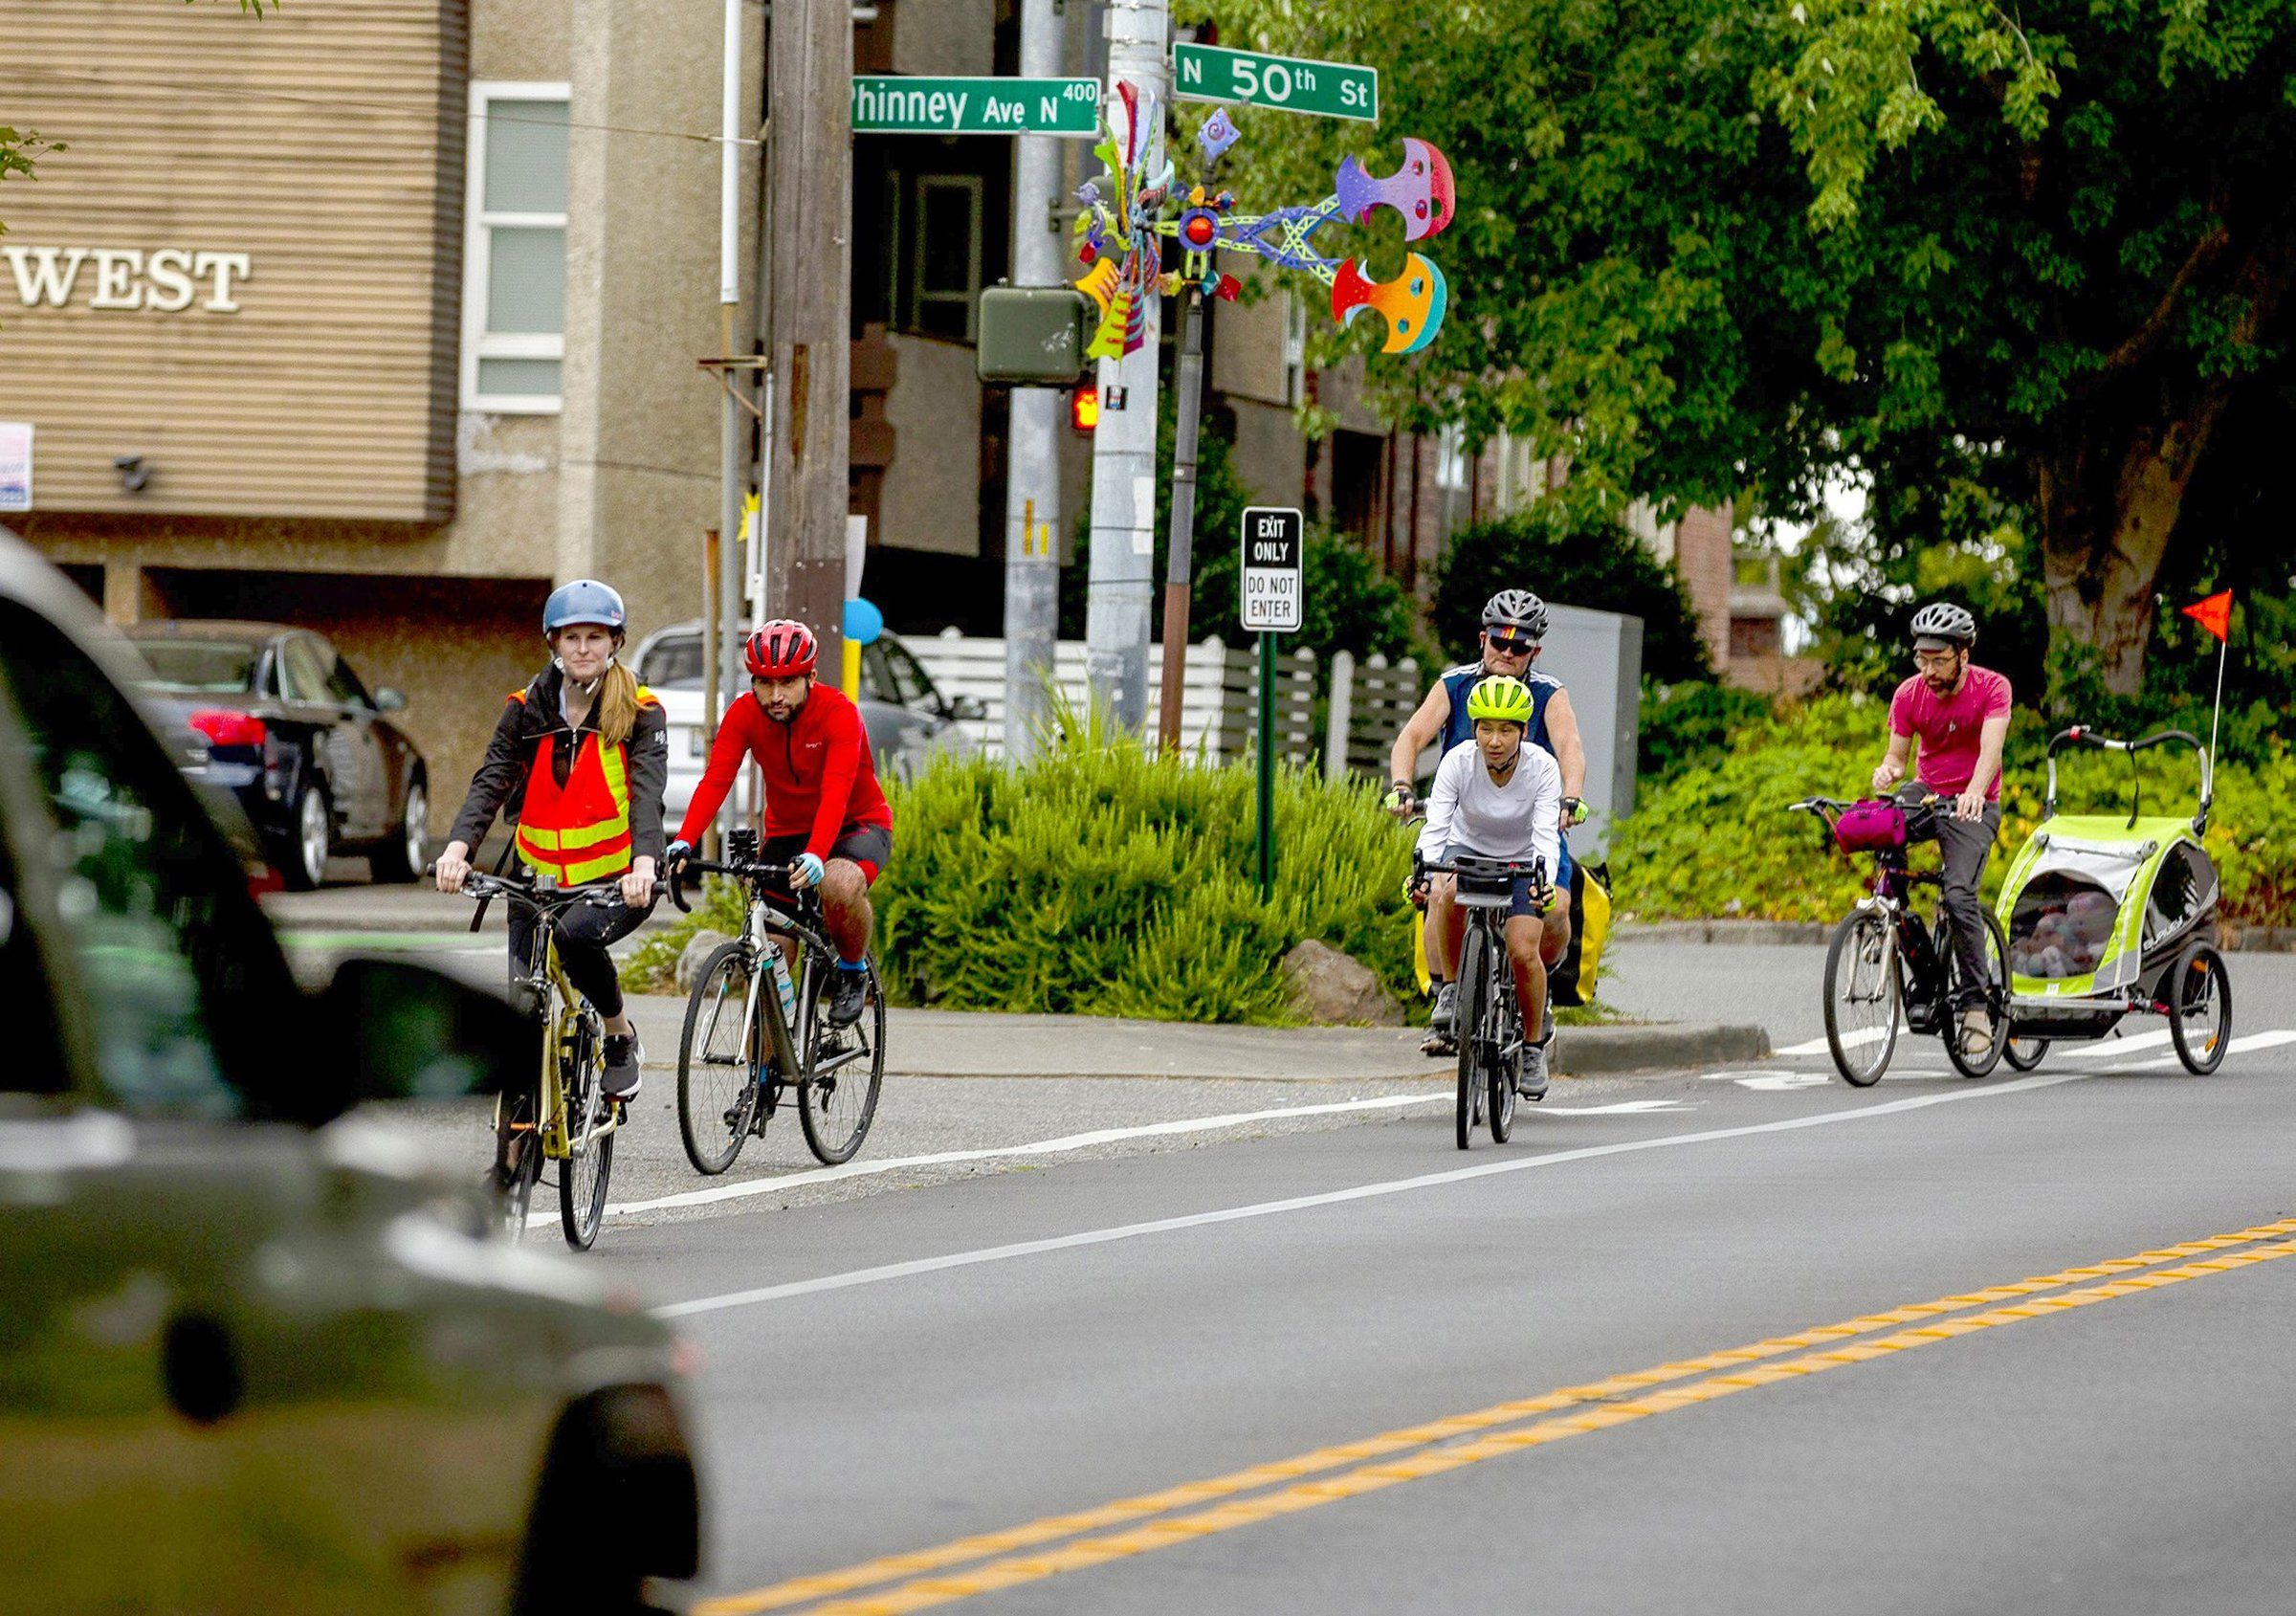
[
  {"xmin": 851, "ymin": 77, "xmax": 1101, "ymax": 137},
  {"xmin": 1172, "ymin": 43, "xmax": 1378, "ymax": 122},
  {"xmin": 1240, "ymin": 507, "xmax": 1304, "ymax": 632}
]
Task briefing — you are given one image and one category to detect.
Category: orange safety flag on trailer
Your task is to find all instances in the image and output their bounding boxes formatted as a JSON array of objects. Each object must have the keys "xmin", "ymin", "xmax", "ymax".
[{"xmin": 2182, "ymin": 590, "xmax": 2233, "ymax": 642}]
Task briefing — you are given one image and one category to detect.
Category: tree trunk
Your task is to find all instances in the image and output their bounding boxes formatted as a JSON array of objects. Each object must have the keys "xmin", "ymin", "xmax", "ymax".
[{"xmin": 2037, "ymin": 397, "xmax": 2226, "ymax": 697}]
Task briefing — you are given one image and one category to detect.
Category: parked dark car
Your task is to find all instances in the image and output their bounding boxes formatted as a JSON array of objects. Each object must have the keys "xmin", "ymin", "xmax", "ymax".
[
  {"xmin": 123, "ymin": 621, "xmax": 430, "ymax": 889},
  {"xmin": 0, "ymin": 531, "xmax": 701, "ymax": 1612}
]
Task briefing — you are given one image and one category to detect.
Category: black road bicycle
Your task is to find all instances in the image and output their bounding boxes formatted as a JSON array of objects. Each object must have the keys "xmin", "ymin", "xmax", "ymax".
[
  {"xmin": 668, "ymin": 834, "xmax": 887, "ymax": 1172},
  {"xmin": 1424, "ymin": 852, "xmax": 1550, "ymax": 1149},
  {"xmin": 447, "ymin": 873, "xmax": 628, "ymax": 1249},
  {"xmin": 1788, "ymin": 795, "xmax": 2014, "ymax": 1086}
]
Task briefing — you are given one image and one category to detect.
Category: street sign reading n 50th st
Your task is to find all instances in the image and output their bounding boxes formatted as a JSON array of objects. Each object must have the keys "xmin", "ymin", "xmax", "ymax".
[
  {"xmin": 1240, "ymin": 507, "xmax": 1304, "ymax": 632},
  {"xmin": 1172, "ymin": 43, "xmax": 1378, "ymax": 122}
]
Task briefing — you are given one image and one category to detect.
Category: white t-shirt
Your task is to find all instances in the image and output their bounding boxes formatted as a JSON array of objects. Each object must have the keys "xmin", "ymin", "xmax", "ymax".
[{"xmin": 1415, "ymin": 738, "xmax": 1562, "ymax": 878}]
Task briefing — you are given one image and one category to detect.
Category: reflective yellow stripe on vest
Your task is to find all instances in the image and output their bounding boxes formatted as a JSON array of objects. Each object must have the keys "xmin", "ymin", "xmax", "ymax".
[{"xmin": 516, "ymin": 733, "xmax": 633, "ymax": 884}]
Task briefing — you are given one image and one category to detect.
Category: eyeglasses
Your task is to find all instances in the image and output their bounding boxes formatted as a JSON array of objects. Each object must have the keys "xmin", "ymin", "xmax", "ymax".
[{"xmin": 1912, "ymin": 649, "xmax": 1962, "ymax": 670}]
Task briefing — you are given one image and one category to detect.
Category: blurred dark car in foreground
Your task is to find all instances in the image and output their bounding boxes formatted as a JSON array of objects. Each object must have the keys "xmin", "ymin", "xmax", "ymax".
[
  {"xmin": 0, "ymin": 533, "xmax": 699, "ymax": 1613},
  {"xmin": 124, "ymin": 620, "xmax": 430, "ymax": 890}
]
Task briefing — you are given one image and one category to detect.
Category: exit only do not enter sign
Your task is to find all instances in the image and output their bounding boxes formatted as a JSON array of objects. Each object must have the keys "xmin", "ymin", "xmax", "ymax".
[{"xmin": 1240, "ymin": 507, "xmax": 1303, "ymax": 632}]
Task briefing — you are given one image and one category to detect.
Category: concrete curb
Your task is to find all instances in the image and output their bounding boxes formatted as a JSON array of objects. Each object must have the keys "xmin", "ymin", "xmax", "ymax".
[
  {"xmin": 1614, "ymin": 919, "xmax": 2296, "ymax": 953},
  {"xmin": 1554, "ymin": 1021, "xmax": 1772, "ymax": 1074}
]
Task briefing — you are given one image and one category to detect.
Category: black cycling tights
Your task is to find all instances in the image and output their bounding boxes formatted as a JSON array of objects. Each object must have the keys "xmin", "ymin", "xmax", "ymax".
[{"xmin": 509, "ymin": 892, "xmax": 653, "ymax": 1020}]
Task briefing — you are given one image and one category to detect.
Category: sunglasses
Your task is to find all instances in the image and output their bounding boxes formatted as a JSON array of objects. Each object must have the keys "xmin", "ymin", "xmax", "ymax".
[{"xmin": 1484, "ymin": 635, "xmax": 1534, "ymax": 655}]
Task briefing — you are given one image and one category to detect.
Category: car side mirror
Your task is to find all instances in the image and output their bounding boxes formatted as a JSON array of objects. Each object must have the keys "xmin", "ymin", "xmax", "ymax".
[
  {"xmin": 374, "ymin": 687, "xmax": 408, "ymax": 712},
  {"xmin": 947, "ymin": 693, "xmax": 986, "ymax": 722},
  {"xmin": 315, "ymin": 957, "xmax": 527, "ymax": 1115}
]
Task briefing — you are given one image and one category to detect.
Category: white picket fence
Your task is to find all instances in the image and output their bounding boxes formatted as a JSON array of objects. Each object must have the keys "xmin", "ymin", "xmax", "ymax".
[{"xmin": 911, "ymin": 629, "xmax": 1240, "ymax": 759}]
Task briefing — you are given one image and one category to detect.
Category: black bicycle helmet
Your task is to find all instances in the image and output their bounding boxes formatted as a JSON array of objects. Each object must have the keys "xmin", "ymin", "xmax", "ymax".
[
  {"xmin": 1483, "ymin": 588, "xmax": 1550, "ymax": 641},
  {"xmin": 1909, "ymin": 601, "xmax": 1976, "ymax": 647}
]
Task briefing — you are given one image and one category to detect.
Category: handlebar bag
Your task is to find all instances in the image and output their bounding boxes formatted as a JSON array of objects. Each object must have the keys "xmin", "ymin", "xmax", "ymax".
[{"xmin": 1833, "ymin": 800, "xmax": 1908, "ymax": 854}]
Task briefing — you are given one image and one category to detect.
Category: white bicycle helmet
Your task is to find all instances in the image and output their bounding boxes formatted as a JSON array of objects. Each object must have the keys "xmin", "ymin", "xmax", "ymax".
[{"xmin": 1909, "ymin": 601, "xmax": 1976, "ymax": 647}]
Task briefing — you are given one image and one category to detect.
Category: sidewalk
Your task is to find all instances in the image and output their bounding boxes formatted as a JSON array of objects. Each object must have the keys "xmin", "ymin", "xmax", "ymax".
[{"xmin": 621, "ymin": 997, "xmax": 1767, "ymax": 1081}]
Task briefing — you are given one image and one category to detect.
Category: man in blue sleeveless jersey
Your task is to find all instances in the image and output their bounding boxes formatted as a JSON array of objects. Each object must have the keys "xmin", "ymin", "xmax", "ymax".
[{"xmin": 1387, "ymin": 589, "xmax": 1588, "ymax": 1053}]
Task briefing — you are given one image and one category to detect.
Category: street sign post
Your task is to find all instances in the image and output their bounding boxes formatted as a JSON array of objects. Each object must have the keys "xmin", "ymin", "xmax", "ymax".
[
  {"xmin": 1241, "ymin": 507, "xmax": 1304, "ymax": 897},
  {"xmin": 851, "ymin": 76, "xmax": 1101, "ymax": 136},
  {"xmin": 1172, "ymin": 43, "xmax": 1378, "ymax": 122}
]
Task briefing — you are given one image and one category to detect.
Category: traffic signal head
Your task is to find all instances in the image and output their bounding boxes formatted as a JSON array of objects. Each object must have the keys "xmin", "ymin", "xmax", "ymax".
[{"xmin": 1071, "ymin": 379, "xmax": 1099, "ymax": 433}]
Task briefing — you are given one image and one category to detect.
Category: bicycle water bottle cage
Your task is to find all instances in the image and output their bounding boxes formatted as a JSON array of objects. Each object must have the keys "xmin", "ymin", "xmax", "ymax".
[
  {"xmin": 728, "ymin": 827, "xmax": 760, "ymax": 862},
  {"xmin": 1833, "ymin": 800, "xmax": 1909, "ymax": 854}
]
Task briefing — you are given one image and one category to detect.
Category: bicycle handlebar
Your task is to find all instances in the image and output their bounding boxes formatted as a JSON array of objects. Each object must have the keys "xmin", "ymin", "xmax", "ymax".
[
  {"xmin": 428, "ymin": 867, "xmax": 624, "ymax": 915},
  {"xmin": 663, "ymin": 853, "xmax": 801, "ymax": 915}
]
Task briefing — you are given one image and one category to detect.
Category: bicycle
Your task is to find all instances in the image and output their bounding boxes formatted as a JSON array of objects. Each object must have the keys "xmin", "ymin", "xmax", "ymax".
[
  {"xmin": 1788, "ymin": 795, "xmax": 2013, "ymax": 1086},
  {"xmin": 444, "ymin": 871, "xmax": 628, "ymax": 1249},
  {"xmin": 667, "ymin": 832, "xmax": 887, "ymax": 1172},
  {"xmin": 1421, "ymin": 852, "xmax": 1550, "ymax": 1149}
]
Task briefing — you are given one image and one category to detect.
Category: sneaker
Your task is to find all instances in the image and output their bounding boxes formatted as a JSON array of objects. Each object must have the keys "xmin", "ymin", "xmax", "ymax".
[
  {"xmin": 602, "ymin": 1032, "xmax": 643, "ymax": 1100},
  {"xmin": 828, "ymin": 966, "xmax": 870, "ymax": 1028},
  {"xmin": 1429, "ymin": 982, "xmax": 1458, "ymax": 1038},
  {"xmin": 1514, "ymin": 1043, "xmax": 1550, "ymax": 1101}
]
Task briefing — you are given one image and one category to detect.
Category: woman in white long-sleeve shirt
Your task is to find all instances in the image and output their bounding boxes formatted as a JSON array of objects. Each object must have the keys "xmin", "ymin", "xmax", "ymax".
[{"xmin": 1414, "ymin": 675, "xmax": 1563, "ymax": 1096}]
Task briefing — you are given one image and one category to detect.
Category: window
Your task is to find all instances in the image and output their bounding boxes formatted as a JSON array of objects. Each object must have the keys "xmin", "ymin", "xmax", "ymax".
[
  {"xmin": 906, "ymin": 174, "xmax": 982, "ymax": 341},
  {"xmin": 463, "ymin": 82, "xmax": 570, "ymax": 411},
  {"xmin": 280, "ymin": 635, "xmax": 334, "ymax": 705},
  {"xmin": 325, "ymin": 650, "xmax": 375, "ymax": 711}
]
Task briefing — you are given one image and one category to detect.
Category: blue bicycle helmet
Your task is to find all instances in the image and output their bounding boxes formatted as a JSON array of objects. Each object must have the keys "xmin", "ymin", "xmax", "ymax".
[{"xmin": 542, "ymin": 579, "xmax": 628, "ymax": 638}]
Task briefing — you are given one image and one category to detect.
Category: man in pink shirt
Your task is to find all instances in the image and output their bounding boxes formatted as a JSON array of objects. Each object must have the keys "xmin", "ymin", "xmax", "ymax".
[{"xmin": 1870, "ymin": 602, "xmax": 2015, "ymax": 1052}]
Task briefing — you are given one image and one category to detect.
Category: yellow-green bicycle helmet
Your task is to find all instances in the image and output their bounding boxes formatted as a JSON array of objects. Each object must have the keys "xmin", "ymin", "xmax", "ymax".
[{"xmin": 1465, "ymin": 675, "xmax": 1534, "ymax": 725}]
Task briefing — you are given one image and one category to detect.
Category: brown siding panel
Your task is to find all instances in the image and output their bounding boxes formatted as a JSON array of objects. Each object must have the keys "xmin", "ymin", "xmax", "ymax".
[{"xmin": 0, "ymin": 0, "xmax": 467, "ymax": 521}]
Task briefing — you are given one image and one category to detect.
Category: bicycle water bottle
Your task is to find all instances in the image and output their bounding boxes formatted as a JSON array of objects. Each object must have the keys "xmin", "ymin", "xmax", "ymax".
[{"xmin": 766, "ymin": 950, "xmax": 797, "ymax": 1029}]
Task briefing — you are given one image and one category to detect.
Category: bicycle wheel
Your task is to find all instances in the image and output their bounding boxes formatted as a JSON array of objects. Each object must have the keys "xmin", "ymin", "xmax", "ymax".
[
  {"xmin": 1454, "ymin": 928, "xmax": 1487, "ymax": 1150},
  {"xmin": 494, "ymin": 1083, "xmax": 541, "ymax": 1240},
  {"xmin": 558, "ymin": 1020, "xmax": 614, "ymax": 1250},
  {"xmin": 799, "ymin": 954, "xmax": 886, "ymax": 1166},
  {"xmin": 2168, "ymin": 941, "xmax": 2231, "ymax": 1074},
  {"xmin": 1487, "ymin": 961, "xmax": 1516, "ymax": 1146},
  {"xmin": 1823, "ymin": 910, "xmax": 1898, "ymax": 1087},
  {"xmin": 679, "ymin": 942, "xmax": 763, "ymax": 1174},
  {"xmin": 1940, "ymin": 912, "xmax": 2010, "ymax": 1079}
]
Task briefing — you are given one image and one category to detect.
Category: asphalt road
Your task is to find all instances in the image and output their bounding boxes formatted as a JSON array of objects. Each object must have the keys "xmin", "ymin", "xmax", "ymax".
[{"xmin": 453, "ymin": 941, "xmax": 2296, "ymax": 1615}]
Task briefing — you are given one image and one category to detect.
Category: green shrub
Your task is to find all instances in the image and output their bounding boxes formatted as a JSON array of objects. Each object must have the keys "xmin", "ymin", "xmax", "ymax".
[
  {"xmin": 1613, "ymin": 693, "xmax": 2296, "ymax": 926},
  {"xmin": 1639, "ymin": 678, "xmax": 1776, "ymax": 782},
  {"xmin": 626, "ymin": 723, "xmax": 1424, "ymax": 1022}
]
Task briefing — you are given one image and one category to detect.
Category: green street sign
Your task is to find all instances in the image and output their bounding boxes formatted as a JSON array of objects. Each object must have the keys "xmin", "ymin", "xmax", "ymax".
[
  {"xmin": 1171, "ymin": 42, "xmax": 1378, "ymax": 122},
  {"xmin": 851, "ymin": 76, "xmax": 1102, "ymax": 137}
]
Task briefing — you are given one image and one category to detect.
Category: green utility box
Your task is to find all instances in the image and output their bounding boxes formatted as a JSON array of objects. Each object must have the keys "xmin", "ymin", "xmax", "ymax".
[{"xmin": 976, "ymin": 286, "xmax": 1093, "ymax": 386}]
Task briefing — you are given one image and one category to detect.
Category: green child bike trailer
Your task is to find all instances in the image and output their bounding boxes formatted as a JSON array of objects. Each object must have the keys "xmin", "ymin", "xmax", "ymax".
[{"xmin": 1992, "ymin": 726, "xmax": 2232, "ymax": 1074}]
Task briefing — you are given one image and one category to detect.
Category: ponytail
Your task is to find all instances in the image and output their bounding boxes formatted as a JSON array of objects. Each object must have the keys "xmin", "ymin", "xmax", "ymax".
[{"xmin": 597, "ymin": 660, "xmax": 641, "ymax": 749}]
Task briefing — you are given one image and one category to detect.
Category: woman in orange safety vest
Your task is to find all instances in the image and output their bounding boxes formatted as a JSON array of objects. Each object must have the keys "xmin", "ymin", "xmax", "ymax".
[{"xmin": 435, "ymin": 580, "xmax": 669, "ymax": 1099}]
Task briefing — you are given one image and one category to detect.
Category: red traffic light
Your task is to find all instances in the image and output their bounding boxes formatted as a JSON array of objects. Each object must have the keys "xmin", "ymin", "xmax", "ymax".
[{"xmin": 1071, "ymin": 380, "xmax": 1099, "ymax": 433}]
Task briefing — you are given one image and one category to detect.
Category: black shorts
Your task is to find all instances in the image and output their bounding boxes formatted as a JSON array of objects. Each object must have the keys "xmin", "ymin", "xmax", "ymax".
[{"xmin": 762, "ymin": 823, "xmax": 892, "ymax": 896}]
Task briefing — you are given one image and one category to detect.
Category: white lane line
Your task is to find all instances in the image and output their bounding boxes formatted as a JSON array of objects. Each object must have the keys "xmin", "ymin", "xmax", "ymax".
[
  {"xmin": 2118, "ymin": 1029, "xmax": 2296, "ymax": 1072},
  {"xmin": 1776, "ymin": 1034, "xmax": 1842, "ymax": 1056},
  {"xmin": 607, "ymin": 1095, "xmax": 1449, "ymax": 1216},
  {"xmin": 2050, "ymin": 1029, "xmax": 2176, "ymax": 1061},
  {"xmin": 656, "ymin": 1068, "xmax": 2093, "ymax": 1320}
]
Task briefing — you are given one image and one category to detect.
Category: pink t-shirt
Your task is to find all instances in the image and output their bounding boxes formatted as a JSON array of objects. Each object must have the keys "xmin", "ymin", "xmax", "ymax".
[{"xmin": 1890, "ymin": 665, "xmax": 2013, "ymax": 800}]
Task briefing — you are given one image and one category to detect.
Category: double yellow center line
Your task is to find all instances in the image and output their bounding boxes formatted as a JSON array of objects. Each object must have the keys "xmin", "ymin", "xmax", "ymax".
[{"xmin": 697, "ymin": 1215, "xmax": 2296, "ymax": 1616}]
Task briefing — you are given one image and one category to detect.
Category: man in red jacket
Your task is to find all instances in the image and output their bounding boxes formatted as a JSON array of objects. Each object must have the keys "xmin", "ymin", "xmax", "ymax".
[{"xmin": 665, "ymin": 619, "xmax": 893, "ymax": 1026}]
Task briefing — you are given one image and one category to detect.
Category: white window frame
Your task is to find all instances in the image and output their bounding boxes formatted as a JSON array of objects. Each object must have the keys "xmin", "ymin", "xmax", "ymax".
[
  {"xmin": 462, "ymin": 80, "xmax": 570, "ymax": 414},
  {"xmin": 908, "ymin": 173, "xmax": 983, "ymax": 342}
]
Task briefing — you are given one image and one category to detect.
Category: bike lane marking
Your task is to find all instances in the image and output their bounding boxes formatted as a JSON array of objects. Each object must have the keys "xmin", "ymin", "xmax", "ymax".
[
  {"xmin": 654, "ymin": 1068, "xmax": 2093, "ymax": 1319},
  {"xmin": 691, "ymin": 1214, "xmax": 2296, "ymax": 1616}
]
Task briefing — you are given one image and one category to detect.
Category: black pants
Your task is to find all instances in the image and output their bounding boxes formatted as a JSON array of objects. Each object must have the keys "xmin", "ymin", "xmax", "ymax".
[
  {"xmin": 1901, "ymin": 787, "xmax": 2001, "ymax": 1005},
  {"xmin": 510, "ymin": 889, "xmax": 654, "ymax": 1018}
]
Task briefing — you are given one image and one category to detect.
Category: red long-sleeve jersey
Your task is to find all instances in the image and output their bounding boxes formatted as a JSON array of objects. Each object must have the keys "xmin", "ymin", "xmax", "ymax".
[{"xmin": 675, "ymin": 684, "xmax": 892, "ymax": 857}]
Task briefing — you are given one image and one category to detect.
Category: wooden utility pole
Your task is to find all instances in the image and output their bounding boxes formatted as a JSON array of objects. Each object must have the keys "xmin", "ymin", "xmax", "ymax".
[{"xmin": 765, "ymin": 0, "xmax": 852, "ymax": 657}]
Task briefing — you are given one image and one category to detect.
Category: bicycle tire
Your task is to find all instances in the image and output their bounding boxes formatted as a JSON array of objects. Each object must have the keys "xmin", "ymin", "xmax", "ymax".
[
  {"xmin": 799, "ymin": 953, "xmax": 887, "ymax": 1166},
  {"xmin": 678, "ymin": 942, "xmax": 763, "ymax": 1175},
  {"xmin": 559, "ymin": 1026, "xmax": 613, "ymax": 1251},
  {"xmin": 2168, "ymin": 941, "xmax": 2231, "ymax": 1074},
  {"xmin": 2002, "ymin": 1036, "xmax": 2049, "ymax": 1072},
  {"xmin": 1823, "ymin": 910, "xmax": 1898, "ymax": 1087},
  {"xmin": 495, "ymin": 1084, "xmax": 540, "ymax": 1240},
  {"xmin": 1940, "ymin": 911, "xmax": 2010, "ymax": 1079},
  {"xmin": 1455, "ymin": 927, "xmax": 1487, "ymax": 1150}
]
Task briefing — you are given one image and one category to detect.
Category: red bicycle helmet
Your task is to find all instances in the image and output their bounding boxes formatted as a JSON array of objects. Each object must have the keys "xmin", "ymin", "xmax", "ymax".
[{"xmin": 744, "ymin": 620, "xmax": 819, "ymax": 679}]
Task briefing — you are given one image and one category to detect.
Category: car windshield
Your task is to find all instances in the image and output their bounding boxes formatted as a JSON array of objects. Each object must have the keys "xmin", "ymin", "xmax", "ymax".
[
  {"xmin": 642, "ymin": 633, "xmax": 707, "ymax": 689},
  {"xmin": 130, "ymin": 640, "xmax": 260, "ymax": 695}
]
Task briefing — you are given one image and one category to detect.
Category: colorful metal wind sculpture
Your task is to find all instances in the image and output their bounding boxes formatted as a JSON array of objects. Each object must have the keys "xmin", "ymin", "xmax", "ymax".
[{"xmin": 1072, "ymin": 84, "xmax": 1456, "ymax": 360}]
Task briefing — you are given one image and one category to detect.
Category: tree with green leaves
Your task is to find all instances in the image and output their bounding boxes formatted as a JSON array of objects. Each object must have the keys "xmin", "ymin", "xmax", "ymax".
[{"xmin": 1197, "ymin": 0, "xmax": 2296, "ymax": 695}]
